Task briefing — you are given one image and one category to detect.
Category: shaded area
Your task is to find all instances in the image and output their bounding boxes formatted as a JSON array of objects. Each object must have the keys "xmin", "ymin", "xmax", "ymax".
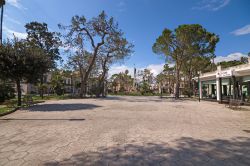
[
  {"xmin": 97, "ymin": 96, "xmax": 186, "ymax": 103},
  {"xmin": 26, "ymin": 103, "xmax": 101, "ymax": 112},
  {"xmin": 243, "ymin": 130, "xmax": 250, "ymax": 133},
  {"xmin": 0, "ymin": 118, "xmax": 85, "ymax": 121},
  {"xmin": 44, "ymin": 137, "xmax": 250, "ymax": 166}
]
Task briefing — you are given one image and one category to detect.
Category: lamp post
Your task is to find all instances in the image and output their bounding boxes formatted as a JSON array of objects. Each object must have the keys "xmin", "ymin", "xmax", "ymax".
[
  {"xmin": 70, "ymin": 73, "xmax": 73, "ymax": 96},
  {"xmin": 0, "ymin": 0, "xmax": 5, "ymax": 45},
  {"xmin": 198, "ymin": 71, "xmax": 201, "ymax": 102}
]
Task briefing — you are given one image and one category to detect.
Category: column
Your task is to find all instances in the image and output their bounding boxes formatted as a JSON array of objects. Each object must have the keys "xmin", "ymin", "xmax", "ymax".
[
  {"xmin": 216, "ymin": 78, "xmax": 222, "ymax": 102},
  {"xmin": 232, "ymin": 76, "xmax": 236, "ymax": 99}
]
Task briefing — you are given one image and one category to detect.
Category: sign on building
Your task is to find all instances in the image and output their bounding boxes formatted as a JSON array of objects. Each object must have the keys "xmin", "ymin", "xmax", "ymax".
[{"xmin": 216, "ymin": 69, "xmax": 233, "ymax": 78}]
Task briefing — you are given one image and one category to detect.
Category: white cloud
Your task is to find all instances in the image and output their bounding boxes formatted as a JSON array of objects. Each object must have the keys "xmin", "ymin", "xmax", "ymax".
[
  {"xmin": 214, "ymin": 52, "xmax": 248, "ymax": 64},
  {"xmin": 231, "ymin": 24, "xmax": 250, "ymax": 36},
  {"xmin": 6, "ymin": 0, "xmax": 27, "ymax": 10},
  {"xmin": 4, "ymin": 14, "xmax": 21, "ymax": 25},
  {"xmin": 117, "ymin": 1, "xmax": 126, "ymax": 12},
  {"xmin": 109, "ymin": 53, "xmax": 249, "ymax": 77},
  {"xmin": 146, "ymin": 63, "xmax": 165, "ymax": 76},
  {"xmin": 109, "ymin": 65, "xmax": 134, "ymax": 77},
  {"xmin": 192, "ymin": 0, "xmax": 230, "ymax": 11},
  {"xmin": 3, "ymin": 26, "xmax": 27, "ymax": 39}
]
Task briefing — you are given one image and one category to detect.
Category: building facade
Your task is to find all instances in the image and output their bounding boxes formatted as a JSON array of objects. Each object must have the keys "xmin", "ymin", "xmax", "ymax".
[
  {"xmin": 198, "ymin": 57, "xmax": 250, "ymax": 103},
  {"xmin": 20, "ymin": 72, "xmax": 73, "ymax": 95}
]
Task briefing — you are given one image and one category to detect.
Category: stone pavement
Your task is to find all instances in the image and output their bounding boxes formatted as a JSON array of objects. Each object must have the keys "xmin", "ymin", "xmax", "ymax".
[{"xmin": 0, "ymin": 96, "xmax": 250, "ymax": 166}]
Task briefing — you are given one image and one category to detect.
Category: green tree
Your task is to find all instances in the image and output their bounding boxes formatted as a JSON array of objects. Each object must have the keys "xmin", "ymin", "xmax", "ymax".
[
  {"xmin": 96, "ymin": 32, "xmax": 134, "ymax": 97},
  {"xmin": 110, "ymin": 71, "xmax": 133, "ymax": 93},
  {"xmin": 25, "ymin": 21, "xmax": 61, "ymax": 98},
  {"xmin": 182, "ymin": 56, "xmax": 214, "ymax": 96},
  {"xmin": 139, "ymin": 69, "xmax": 154, "ymax": 95},
  {"xmin": 218, "ymin": 59, "xmax": 248, "ymax": 68},
  {"xmin": 60, "ymin": 11, "xmax": 124, "ymax": 97},
  {"xmin": 0, "ymin": 81, "xmax": 15, "ymax": 102},
  {"xmin": 0, "ymin": 38, "xmax": 49, "ymax": 106},
  {"xmin": 157, "ymin": 64, "xmax": 175, "ymax": 94},
  {"xmin": 50, "ymin": 70, "xmax": 65, "ymax": 96},
  {"xmin": 140, "ymin": 81, "xmax": 151, "ymax": 95},
  {"xmin": 66, "ymin": 50, "xmax": 93, "ymax": 97},
  {"xmin": 153, "ymin": 24, "xmax": 219, "ymax": 98},
  {"xmin": 142, "ymin": 69, "xmax": 153, "ymax": 84}
]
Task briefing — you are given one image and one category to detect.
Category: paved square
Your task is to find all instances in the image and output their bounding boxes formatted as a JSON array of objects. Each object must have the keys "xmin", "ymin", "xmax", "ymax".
[{"xmin": 0, "ymin": 96, "xmax": 250, "ymax": 166}]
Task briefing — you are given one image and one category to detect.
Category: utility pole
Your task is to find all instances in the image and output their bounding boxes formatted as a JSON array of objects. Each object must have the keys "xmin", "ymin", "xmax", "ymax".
[
  {"xmin": 133, "ymin": 64, "xmax": 136, "ymax": 90},
  {"xmin": 198, "ymin": 71, "xmax": 201, "ymax": 102},
  {"xmin": 0, "ymin": 0, "xmax": 5, "ymax": 45}
]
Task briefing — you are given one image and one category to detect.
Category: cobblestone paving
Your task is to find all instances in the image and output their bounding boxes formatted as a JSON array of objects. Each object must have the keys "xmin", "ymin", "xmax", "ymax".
[{"xmin": 0, "ymin": 96, "xmax": 250, "ymax": 166}]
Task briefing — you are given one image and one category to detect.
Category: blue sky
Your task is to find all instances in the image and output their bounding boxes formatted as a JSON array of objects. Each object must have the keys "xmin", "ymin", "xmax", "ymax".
[{"xmin": 3, "ymin": 0, "xmax": 250, "ymax": 76}]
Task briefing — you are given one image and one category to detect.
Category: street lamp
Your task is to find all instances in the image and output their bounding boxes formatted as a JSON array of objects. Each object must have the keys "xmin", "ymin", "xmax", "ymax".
[
  {"xmin": 0, "ymin": 0, "xmax": 5, "ymax": 45},
  {"xmin": 70, "ymin": 73, "xmax": 73, "ymax": 96},
  {"xmin": 198, "ymin": 71, "xmax": 201, "ymax": 102}
]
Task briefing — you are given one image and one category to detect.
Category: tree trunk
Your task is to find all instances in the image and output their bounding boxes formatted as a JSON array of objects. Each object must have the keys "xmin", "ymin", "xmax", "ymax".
[
  {"xmin": 97, "ymin": 55, "xmax": 109, "ymax": 98},
  {"xmin": 16, "ymin": 79, "xmax": 22, "ymax": 106},
  {"xmin": 188, "ymin": 73, "xmax": 193, "ymax": 97},
  {"xmin": 101, "ymin": 81, "xmax": 105, "ymax": 97},
  {"xmin": 175, "ymin": 70, "xmax": 180, "ymax": 99},
  {"xmin": 79, "ymin": 75, "xmax": 86, "ymax": 98},
  {"xmin": 96, "ymin": 71, "xmax": 106, "ymax": 97},
  {"xmin": 39, "ymin": 76, "xmax": 44, "ymax": 99}
]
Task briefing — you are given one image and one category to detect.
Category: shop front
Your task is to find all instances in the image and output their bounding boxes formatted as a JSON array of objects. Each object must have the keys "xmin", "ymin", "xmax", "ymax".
[{"xmin": 198, "ymin": 61, "xmax": 250, "ymax": 104}]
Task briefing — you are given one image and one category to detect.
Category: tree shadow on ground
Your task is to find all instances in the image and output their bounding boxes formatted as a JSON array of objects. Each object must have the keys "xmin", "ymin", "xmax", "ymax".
[
  {"xmin": 96, "ymin": 96, "xmax": 186, "ymax": 103},
  {"xmin": 44, "ymin": 137, "xmax": 250, "ymax": 166},
  {"xmin": 0, "ymin": 118, "xmax": 85, "ymax": 121},
  {"xmin": 26, "ymin": 103, "xmax": 101, "ymax": 112}
]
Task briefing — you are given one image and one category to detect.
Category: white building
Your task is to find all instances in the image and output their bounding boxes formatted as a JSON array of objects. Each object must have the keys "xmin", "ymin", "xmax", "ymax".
[{"xmin": 198, "ymin": 57, "xmax": 250, "ymax": 103}]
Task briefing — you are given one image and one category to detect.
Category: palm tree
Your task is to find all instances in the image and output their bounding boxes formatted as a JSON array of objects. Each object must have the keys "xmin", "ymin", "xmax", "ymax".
[{"xmin": 0, "ymin": 0, "xmax": 5, "ymax": 45}]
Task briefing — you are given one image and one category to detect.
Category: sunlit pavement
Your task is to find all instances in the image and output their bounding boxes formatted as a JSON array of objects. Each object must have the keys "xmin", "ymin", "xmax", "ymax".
[{"xmin": 0, "ymin": 96, "xmax": 250, "ymax": 166}]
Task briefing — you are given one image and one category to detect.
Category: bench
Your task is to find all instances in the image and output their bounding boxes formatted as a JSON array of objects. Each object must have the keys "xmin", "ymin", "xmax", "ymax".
[{"xmin": 227, "ymin": 99, "xmax": 241, "ymax": 110}]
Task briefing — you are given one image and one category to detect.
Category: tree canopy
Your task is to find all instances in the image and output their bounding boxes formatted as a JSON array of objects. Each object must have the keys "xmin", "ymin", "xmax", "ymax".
[
  {"xmin": 153, "ymin": 24, "xmax": 219, "ymax": 98},
  {"xmin": 60, "ymin": 11, "xmax": 133, "ymax": 97},
  {"xmin": 25, "ymin": 21, "xmax": 61, "ymax": 69},
  {"xmin": 0, "ymin": 38, "xmax": 49, "ymax": 105}
]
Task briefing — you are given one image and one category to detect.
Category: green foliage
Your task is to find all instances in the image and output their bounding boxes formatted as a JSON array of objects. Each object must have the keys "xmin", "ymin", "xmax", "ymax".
[
  {"xmin": 153, "ymin": 24, "xmax": 219, "ymax": 98},
  {"xmin": 25, "ymin": 21, "xmax": 62, "ymax": 98},
  {"xmin": 0, "ymin": 38, "xmax": 49, "ymax": 82},
  {"xmin": 0, "ymin": 38, "xmax": 49, "ymax": 105},
  {"xmin": 110, "ymin": 71, "xmax": 133, "ymax": 93},
  {"xmin": 142, "ymin": 69, "xmax": 153, "ymax": 84},
  {"xmin": 183, "ymin": 89, "xmax": 193, "ymax": 97},
  {"xmin": 140, "ymin": 82, "xmax": 152, "ymax": 95},
  {"xmin": 59, "ymin": 11, "xmax": 130, "ymax": 97},
  {"xmin": 0, "ymin": 106, "xmax": 11, "ymax": 115},
  {"xmin": 25, "ymin": 21, "xmax": 61, "ymax": 69},
  {"xmin": 0, "ymin": 82, "xmax": 15, "ymax": 102},
  {"xmin": 50, "ymin": 70, "xmax": 65, "ymax": 96},
  {"xmin": 218, "ymin": 59, "xmax": 248, "ymax": 69}
]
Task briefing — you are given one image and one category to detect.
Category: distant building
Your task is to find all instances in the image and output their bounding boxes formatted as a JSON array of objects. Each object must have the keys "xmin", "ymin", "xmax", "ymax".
[{"xmin": 20, "ymin": 72, "xmax": 73, "ymax": 95}]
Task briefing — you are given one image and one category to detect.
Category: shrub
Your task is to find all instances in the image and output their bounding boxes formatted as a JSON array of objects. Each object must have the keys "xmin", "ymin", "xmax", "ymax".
[{"xmin": 0, "ymin": 83, "xmax": 15, "ymax": 103}]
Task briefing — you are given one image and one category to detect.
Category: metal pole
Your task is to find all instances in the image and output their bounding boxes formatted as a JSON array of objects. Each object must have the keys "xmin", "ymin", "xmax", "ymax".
[
  {"xmin": 71, "ymin": 74, "xmax": 73, "ymax": 96},
  {"xmin": 0, "ymin": 5, "xmax": 4, "ymax": 45},
  {"xmin": 198, "ymin": 75, "xmax": 200, "ymax": 102}
]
